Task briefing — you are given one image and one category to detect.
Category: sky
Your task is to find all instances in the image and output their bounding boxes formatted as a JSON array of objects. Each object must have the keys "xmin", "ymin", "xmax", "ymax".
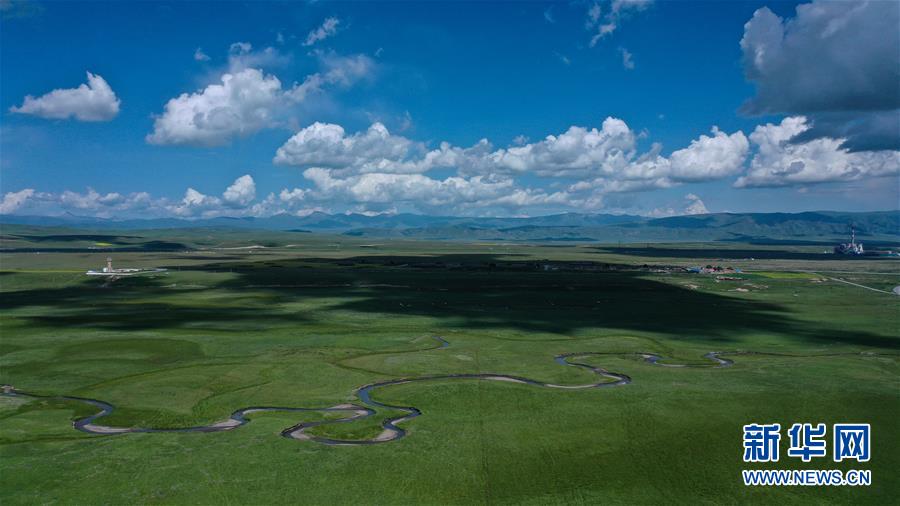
[{"xmin": 1, "ymin": 0, "xmax": 898, "ymax": 219}]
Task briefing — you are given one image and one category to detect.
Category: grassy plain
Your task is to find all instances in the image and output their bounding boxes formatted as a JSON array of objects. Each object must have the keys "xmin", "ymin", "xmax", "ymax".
[{"xmin": 0, "ymin": 227, "xmax": 898, "ymax": 504}]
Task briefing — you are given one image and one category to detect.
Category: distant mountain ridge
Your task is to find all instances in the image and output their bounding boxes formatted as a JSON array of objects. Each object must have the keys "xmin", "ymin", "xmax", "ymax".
[
  {"xmin": 1, "ymin": 211, "xmax": 898, "ymax": 243},
  {"xmin": 0, "ymin": 211, "xmax": 644, "ymax": 231}
]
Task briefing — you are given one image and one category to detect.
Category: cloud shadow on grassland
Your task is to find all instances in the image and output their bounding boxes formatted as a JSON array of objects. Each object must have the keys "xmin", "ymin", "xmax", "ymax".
[
  {"xmin": 0, "ymin": 276, "xmax": 310, "ymax": 331},
  {"xmin": 0, "ymin": 254, "xmax": 894, "ymax": 348},
  {"xmin": 182, "ymin": 255, "xmax": 898, "ymax": 349}
]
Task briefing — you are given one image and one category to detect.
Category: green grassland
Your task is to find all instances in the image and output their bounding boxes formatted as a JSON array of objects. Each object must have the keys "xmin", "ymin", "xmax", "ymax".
[{"xmin": 0, "ymin": 228, "xmax": 898, "ymax": 504}]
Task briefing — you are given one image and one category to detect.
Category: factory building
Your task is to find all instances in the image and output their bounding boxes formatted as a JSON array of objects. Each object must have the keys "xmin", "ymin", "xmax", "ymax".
[{"xmin": 834, "ymin": 227, "xmax": 864, "ymax": 255}]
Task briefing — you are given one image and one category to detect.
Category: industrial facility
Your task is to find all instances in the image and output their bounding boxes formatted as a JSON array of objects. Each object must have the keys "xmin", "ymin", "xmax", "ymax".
[
  {"xmin": 834, "ymin": 227, "xmax": 864, "ymax": 255},
  {"xmin": 85, "ymin": 257, "xmax": 165, "ymax": 278}
]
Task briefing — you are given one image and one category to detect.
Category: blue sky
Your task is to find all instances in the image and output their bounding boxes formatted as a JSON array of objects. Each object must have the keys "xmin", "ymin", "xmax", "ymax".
[{"xmin": 1, "ymin": 0, "xmax": 898, "ymax": 218}]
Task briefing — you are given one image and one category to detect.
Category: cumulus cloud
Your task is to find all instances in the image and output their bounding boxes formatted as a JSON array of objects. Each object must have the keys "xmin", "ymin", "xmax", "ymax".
[
  {"xmin": 147, "ymin": 47, "xmax": 373, "ymax": 146},
  {"xmin": 271, "ymin": 119, "xmax": 755, "ymax": 215},
  {"xmin": 275, "ymin": 118, "xmax": 750, "ymax": 192},
  {"xmin": 274, "ymin": 122, "xmax": 424, "ymax": 174},
  {"xmin": 668, "ymin": 127, "xmax": 749, "ymax": 182},
  {"xmin": 740, "ymin": 1, "xmax": 900, "ymax": 150},
  {"xmin": 682, "ymin": 193, "xmax": 708, "ymax": 215},
  {"xmin": 168, "ymin": 175, "xmax": 261, "ymax": 216},
  {"xmin": 587, "ymin": 0, "xmax": 653, "ymax": 46},
  {"xmin": 647, "ymin": 193, "xmax": 710, "ymax": 218},
  {"xmin": 0, "ymin": 171, "xmax": 576, "ymax": 218},
  {"xmin": 11, "ymin": 116, "xmax": 893, "ymax": 219},
  {"xmin": 0, "ymin": 175, "xmax": 270, "ymax": 219},
  {"xmin": 147, "ymin": 68, "xmax": 284, "ymax": 147},
  {"xmin": 0, "ymin": 187, "xmax": 155, "ymax": 217},
  {"xmin": 304, "ymin": 17, "xmax": 340, "ymax": 46},
  {"xmin": 647, "ymin": 193, "xmax": 709, "ymax": 218},
  {"xmin": 9, "ymin": 72, "xmax": 120, "ymax": 121},
  {"xmin": 0, "ymin": 188, "xmax": 35, "ymax": 213},
  {"xmin": 223, "ymin": 174, "xmax": 256, "ymax": 206},
  {"xmin": 476, "ymin": 120, "xmax": 744, "ymax": 186},
  {"xmin": 734, "ymin": 117, "xmax": 900, "ymax": 188},
  {"xmin": 293, "ymin": 168, "xmax": 570, "ymax": 215},
  {"xmin": 54, "ymin": 188, "xmax": 157, "ymax": 218},
  {"xmin": 60, "ymin": 188, "xmax": 126, "ymax": 210},
  {"xmin": 168, "ymin": 188, "xmax": 222, "ymax": 217},
  {"xmin": 476, "ymin": 118, "xmax": 637, "ymax": 178},
  {"xmin": 0, "ymin": 175, "xmax": 260, "ymax": 218}
]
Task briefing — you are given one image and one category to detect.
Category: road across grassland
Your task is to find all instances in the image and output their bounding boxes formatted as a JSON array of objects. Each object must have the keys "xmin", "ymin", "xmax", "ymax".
[{"xmin": 817, "ymin": 275, "xmax": 895, "ymax": 295}]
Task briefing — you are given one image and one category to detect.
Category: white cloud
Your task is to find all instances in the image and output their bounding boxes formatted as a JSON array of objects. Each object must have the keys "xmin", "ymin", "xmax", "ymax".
[
  {"xmin": 274, "ymin": 122, "xmax": 424, "ymax": 174},
  {"xmin": 52, "ymin": 188, "xmax": 157, "ymax": 218},
  {"xmin": 683, "ymin": 193, "xmax": 708, "ymax": 215},
  {"xmin": 0, "ymin": 176, "xmax": 269, "ymax": 219},
  {"xmin": 734, "ymin": 117, "xmax": 900, "ymax": 188},
  {"xmin": 587, "ymin": 0, "xmax": 652, "ymax": 46},
  {"xmin": 0, "ymin": 188, "xmax": 160, "ymax": 218},
  {"xmin": 167, "ymin": 175, "xmax": 262, "ymax": 217},
  {"xmin": 0, "ymin": 188, "xmax": 35, "ymax": 213},
  {"xmin": 147, "ymin": 68, "xmax": 284, "ymax": 147},
  {"xmin": 502, "ymin": 122, "xmax": 746, "ymax": 187},
  {"xmin": 619, "ymin": 47, "xmax": 634, "ymax": 70},
  {"xmin": 275, "ymin": 118, "xmax": 749, "ymax": 192},
  {"xmin": 279, "ymin": 187, "xmax": 308, "ymax": 205},
  {"xmin": 169, "ymin": 188, "xmax": 219, "ymax": 216},
  {"xmin": 60, "ymin": 188, "xmax": 125, "ymax": 210},
  {"xmin": 295, "ymin": 168, "xmax": 571, "ymax": 214},
  {"xmin": 647, "ymin": 193, "xmax": 709, "ymax": 218},
  {"xmin": 147, "ymin": 48, "xmax": 373, "ymax": 147},
  {"xmin": 10, "ymin": 72, "xmax": 120, "ymax": 121},
  {"xmin": 194, "ymin": 47, "xmax": 211, "ymax": 62},
  {"xmin": 270, "ymin": 118, "xmax": 752, "ymax": 215},
  {"xmin": 223, "ymin": 174, "xmax": 256, "ymax": 207},
  {"xmin": 740, "ymin": 1, "xmax": 899, "ymax": 151},
  {"xmin": 304, "ymin": 17, "xmax": 340, "ymax": 46},
  {"xmin": 668, "ymin": 127, "xmax": 749, "ymax": 182},
  {"xmin": 475, "ymin": 118, "xmax": 637, "ymax": 178},
  {"xmin": 10, "ymin": 117, "xmax": 894, "ymax": 219}
]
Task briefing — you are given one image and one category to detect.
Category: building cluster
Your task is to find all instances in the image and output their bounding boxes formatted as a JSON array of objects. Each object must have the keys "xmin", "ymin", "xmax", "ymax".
[{"xmin": 687, "ymin": 265, "xmax": 743, "ymax": 275}]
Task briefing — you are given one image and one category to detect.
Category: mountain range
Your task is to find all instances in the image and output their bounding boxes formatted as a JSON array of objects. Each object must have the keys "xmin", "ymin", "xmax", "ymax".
[{"xmin": 2, "ymin": 211, "xmax": 898, "ymax": 244}]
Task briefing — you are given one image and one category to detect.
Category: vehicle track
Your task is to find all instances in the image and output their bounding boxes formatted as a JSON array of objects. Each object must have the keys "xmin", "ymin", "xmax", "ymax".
[{"xmin": 1, "ymin": 338, "xmax": 892, "ymax": 445}]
